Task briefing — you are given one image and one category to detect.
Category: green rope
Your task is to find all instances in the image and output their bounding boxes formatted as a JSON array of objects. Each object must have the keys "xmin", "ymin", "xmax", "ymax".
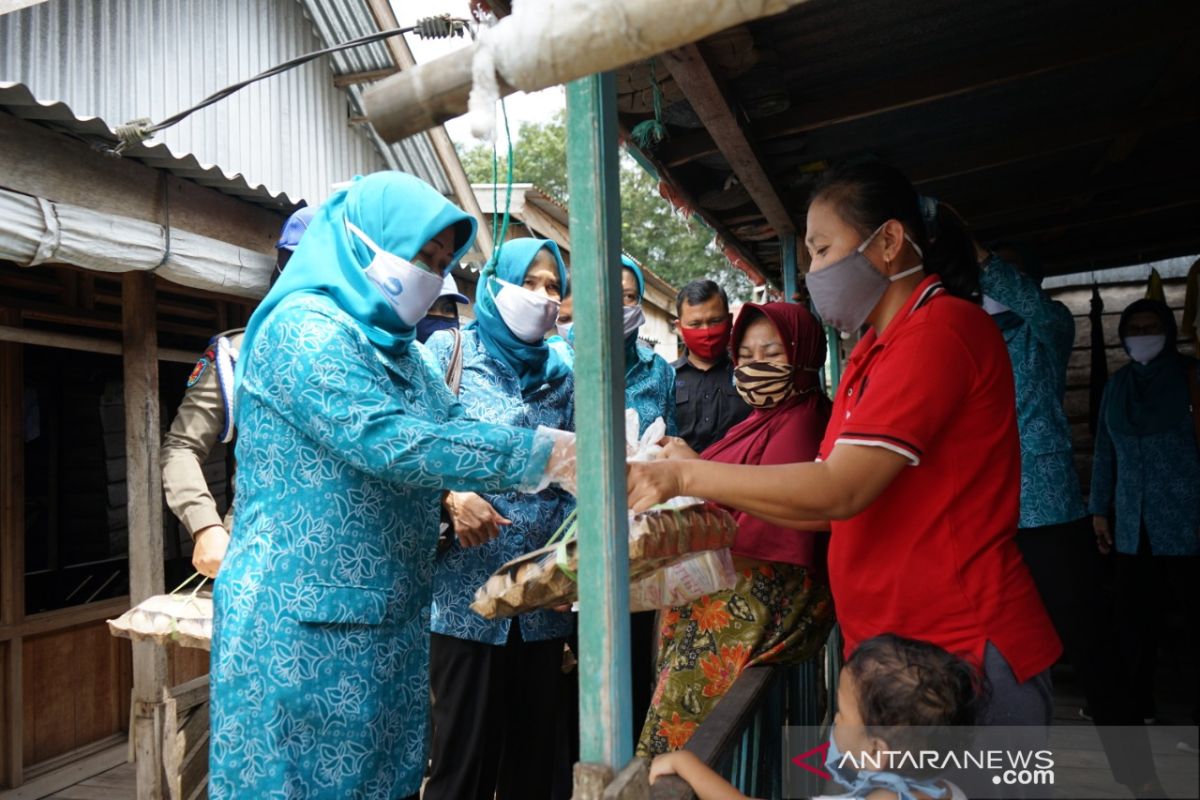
[
  {"xmin": 485, "ymin": 97, "xmax": 516, "ymax": 275},
  {"xmin": 630, "ymin": 57, "xmax": 668, "ymax": 148}
]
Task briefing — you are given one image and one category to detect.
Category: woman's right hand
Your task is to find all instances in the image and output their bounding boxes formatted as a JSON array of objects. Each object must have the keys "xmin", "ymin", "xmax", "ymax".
[
  {"xmin": 446, "ymin": 492, "xmax": 511, "ymax": 547},
  {"xmin": 628, "ymin": 460, "xmax": 686, "ymax": 512},
  {"xmin": 1092, "ymin": 515, "xmax": 1113, "ymax": 555},
  {"xmin": 192, "ymin": 525, "xmax": 230, "ymax": 579}
]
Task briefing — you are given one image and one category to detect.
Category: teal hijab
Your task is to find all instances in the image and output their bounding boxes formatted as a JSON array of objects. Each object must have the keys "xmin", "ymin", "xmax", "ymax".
[
  {"xmin": 237, "ymin": 172, "xmax": 477, "ymax": 384},
  {"xmin": 1106, "ymin": 299, "xmax": 1190, "ymax": 436},
  {"xmin": 621, "ymin": 254, "xmax": 647, "ymax": 369},
  {"xmin": 471, "ymin": 238, "xmax": 572, "ymax": 394}
]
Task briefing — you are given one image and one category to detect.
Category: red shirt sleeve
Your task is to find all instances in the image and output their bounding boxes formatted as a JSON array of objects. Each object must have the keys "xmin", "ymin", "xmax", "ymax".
[{"xmin": 833, "ymin": 322, "xmax": 978, "ymax": 465}]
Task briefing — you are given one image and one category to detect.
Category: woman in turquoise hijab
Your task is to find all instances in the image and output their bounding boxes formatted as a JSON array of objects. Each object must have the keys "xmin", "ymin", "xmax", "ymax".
[
  {"xmin": 615, "ymin": 254, "xmax": 677, "ymax": 742},
  {"xmin": 424, "ymin": 238, "xmax": 575, "ymax": 800},
  {"xmin": 211, "ymin": 173, "xmax": 574, "ymax": 800},
  {"xmin": 620, "ymin": 254, "xmax": 678, "ymax": 437},
  {"xmin": 1090, "ymin": 298, "xmax": 1199, "ymax": 727}
]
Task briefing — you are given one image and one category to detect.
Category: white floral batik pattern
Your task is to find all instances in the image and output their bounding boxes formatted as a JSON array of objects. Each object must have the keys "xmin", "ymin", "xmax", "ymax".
[{"xmin": 210, "ymin": 294, "xmax": 553, "ymax": 798}]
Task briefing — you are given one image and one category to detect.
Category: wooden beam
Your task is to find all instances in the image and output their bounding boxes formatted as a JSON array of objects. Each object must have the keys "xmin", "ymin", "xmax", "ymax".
[
  {"xmin": 656, "ymin": 11, "xmax": 1199, "ymax": 168},
  {"xmin": 0, "ymin": 307, "xmax": 23, "ymax": 788},
  {"xmin": 331, "ymin": 66, "xmax": 399, "ymax": 87},
  {"xmin": 0, "ymin": 325, "xmax": 197, "ymax": 365},
  {"xmin": 363, "ymin": 0, "xmax": 496, "ymax": 259},
  {"xmin": 908, "ymin": 106, "xmax": 1200, "ymax": 186},
  {"xmin": 659, "ymin": 44, "xmax": 795, "ymax": 237},
  {"xmin": 121, "ymin": 273, "xmax": 168, "ymax": 800},
  {"xmin": 621, "ymin": 131, "xmax": 769, "ymax": 285},
  {"xmin": 0, "ymin": 113, "xmax": 282, "ymax": 255},
  {"xmin": 1014, "ymin": 199, "xmax": 1200, "ymax": 243},
  {"xmin": 950, "ymin": 162, "xmax": 1200, "ymax": 228},
  {"xmin": 0, "ymin": 597, "xmax": 132, "ymax": 643}
]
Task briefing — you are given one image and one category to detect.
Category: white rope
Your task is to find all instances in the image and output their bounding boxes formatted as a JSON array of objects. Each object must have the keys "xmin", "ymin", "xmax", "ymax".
[{"xmin": 27, "ymin": 196, "xmax": 60, "ymax": 267}]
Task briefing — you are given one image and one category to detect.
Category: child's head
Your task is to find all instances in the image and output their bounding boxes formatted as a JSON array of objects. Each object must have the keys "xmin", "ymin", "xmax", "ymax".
[{"xmin": 833, "ymin": 634, "xmax": 983, "ymax": 778}]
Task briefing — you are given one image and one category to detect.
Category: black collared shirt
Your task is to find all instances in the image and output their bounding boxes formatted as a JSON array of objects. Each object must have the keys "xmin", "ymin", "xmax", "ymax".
[{"xmin": 672, "ymin": 354, "xmax": 752, "ymax": 453}]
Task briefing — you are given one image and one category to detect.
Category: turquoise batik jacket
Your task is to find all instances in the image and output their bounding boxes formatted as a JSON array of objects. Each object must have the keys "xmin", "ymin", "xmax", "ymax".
[
  {"xmin": 1089, "ymin": 365, "xmax": 1200, "ymax": 557},
  {"xmin": 210, "ymin": 294, "xmax": 553, "ymax": 799},
  {"xmin": 626, "ymin": 337, "xmax": 678, "ymax": 438},
  {"xmin": 427, "ymin": 327, "xmax": 576, "ymax": 644},
  {"xmin": 980, "ymin": 254, "xmax": 1087, "ymax": 528}
]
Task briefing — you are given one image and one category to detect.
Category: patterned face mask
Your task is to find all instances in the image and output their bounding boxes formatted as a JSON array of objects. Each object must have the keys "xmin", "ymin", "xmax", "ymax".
[{"xmin": 733, "ymin": 361, "xmax": 796, "ymax": 408}]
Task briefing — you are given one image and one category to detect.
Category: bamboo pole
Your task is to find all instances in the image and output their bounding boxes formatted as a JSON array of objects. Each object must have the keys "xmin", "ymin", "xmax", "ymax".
[{"xmin": 363, "ymin": 0, "xmax": 806, "ymax": 143}]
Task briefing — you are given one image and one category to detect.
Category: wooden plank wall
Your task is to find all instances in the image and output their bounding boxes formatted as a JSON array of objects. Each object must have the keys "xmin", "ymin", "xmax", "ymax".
[
  {"xmin": 20, "ymin": 623, "xmax": 130, "ymax": 767},
  {"xmin": 1047, "ymin": 278, "xmax": 1189, "ymax": 497}
]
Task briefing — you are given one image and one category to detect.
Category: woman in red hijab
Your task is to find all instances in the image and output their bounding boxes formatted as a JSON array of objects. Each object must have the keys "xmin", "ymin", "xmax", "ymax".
[{"xmin": 635, "ymin": 302, "xmax": 835, "ymax": 757}]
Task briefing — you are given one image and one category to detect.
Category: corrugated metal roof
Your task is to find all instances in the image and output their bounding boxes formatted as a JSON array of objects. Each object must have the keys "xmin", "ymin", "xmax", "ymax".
[
  {"xmin": 0, "ymin": 0, "xmax": 450, "ymax": 206},
  {"xmin": 0, "ymin": 80, "xmax": 297, "ymax": 209}
]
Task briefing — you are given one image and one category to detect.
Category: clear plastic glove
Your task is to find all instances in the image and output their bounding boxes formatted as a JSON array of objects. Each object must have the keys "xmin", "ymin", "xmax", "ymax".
[{"xmin": 535, "ymin": 426, "xmax": 577, "ymax": 495}]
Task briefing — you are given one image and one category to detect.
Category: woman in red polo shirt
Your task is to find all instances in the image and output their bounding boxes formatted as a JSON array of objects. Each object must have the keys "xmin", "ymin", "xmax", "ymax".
[{"xmin": 628, "ymin": 161, "xmax": 1061, "ymax": 726}]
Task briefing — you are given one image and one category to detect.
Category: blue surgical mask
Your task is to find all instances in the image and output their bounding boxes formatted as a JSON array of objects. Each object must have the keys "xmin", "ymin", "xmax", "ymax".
[
  {"xmin": 806, "ymin": 224, "xmax": 924, "ymax": 333},
  {"xmin": 623, "ymin": 304, "xmax": 646, "ymax": 338},
  {"xmin": 1124, "ymin": 334, "xmax": 1166, "ymax": 365},
  {"xmin": 416, "ymin": 315, "xmax": 459, "ymax": 343},
  {"xmin": 824, "ymin": 729, "xmax": 949, "ymax": 800}
]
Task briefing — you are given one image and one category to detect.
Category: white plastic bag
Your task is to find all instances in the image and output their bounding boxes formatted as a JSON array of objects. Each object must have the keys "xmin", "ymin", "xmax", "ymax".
[
  {"xmin": 625, "ymin": 410, "xmax": 666, "ymax": 462},
  {"xmin": 628, "ymin": 548, "xmax": 738, "ymax": 612}
]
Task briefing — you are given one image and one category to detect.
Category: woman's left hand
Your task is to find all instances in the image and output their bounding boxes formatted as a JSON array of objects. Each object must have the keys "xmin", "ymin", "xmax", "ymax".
[
  {"xmin": 627, "ymin": 460, "xmax": 685, "ymax": 512},
  {"xmin": 658, "ymin": 436, "xmax": 701, "ymax": 460}
]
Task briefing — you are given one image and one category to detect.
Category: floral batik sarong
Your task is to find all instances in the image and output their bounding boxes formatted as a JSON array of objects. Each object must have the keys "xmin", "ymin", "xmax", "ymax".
[{"xmin": 636, "ymin": 562, "xmax": 833, "ymax": 756}]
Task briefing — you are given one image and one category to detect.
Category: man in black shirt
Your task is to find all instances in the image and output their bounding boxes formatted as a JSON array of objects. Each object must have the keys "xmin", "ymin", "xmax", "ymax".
[{"xmin": 672, "ymin": 279, "xmax": 751, "ymax": 452}]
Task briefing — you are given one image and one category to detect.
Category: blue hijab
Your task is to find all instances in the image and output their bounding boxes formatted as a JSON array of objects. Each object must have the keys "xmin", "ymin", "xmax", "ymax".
[
  {"xmin": 1106, "ymin": 299, "xmax": 1191, "ymax": 436},
  {"xmin": 471, "ymin": 238, "xmax": 571, "ymax": 394},
  {"xmin": 621, "ymin": 254, "xmax": 647, "ymax": 367},
  {"xmin": 237, "ymin": 172, "xmax": 477, "ymax": 383}
]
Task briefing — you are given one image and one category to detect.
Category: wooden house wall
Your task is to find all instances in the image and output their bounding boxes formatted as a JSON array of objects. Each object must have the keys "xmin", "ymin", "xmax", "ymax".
[
  {"xmin": 2, "ymin": 258, "xmax": 251, "ymax": 786},
  {"xmin": 1048, "ymin": 278, "xmax": 1189, "ymax": 499}
]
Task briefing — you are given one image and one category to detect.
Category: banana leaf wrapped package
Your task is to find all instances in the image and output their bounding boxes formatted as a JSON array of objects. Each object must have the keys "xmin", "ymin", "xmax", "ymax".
[{"xmin": 471, "ymin": 499, "xmax": 737, "ymax": 619}]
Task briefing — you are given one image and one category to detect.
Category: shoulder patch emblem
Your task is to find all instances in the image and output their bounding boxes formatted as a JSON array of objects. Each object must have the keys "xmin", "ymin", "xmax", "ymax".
[{"xmin": 187, "ymin": 347, "xmax": 215, "ymax": 388}]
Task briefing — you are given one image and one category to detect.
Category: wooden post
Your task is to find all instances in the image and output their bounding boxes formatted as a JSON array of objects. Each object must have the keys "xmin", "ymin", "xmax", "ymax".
[
  {"xmin": 0, "ymin": 308, "xmax": 24, "ymax": 788},
  {"xmin": 566, "ymin": 72, "xmax": 634, "ymax": 775},
  {"xmin": 122, "ymin": 272, "xmax": 168, "ymax": 800}
]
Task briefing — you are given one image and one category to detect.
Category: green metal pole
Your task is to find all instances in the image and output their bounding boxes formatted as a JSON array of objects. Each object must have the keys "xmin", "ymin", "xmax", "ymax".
[
  {"xmin": 780, "ymin": 233, "xmax": 798, "ymax": 303},
  {"xmin": 566, "ymin": 72, "xmax": 634, "ymax": 770}
]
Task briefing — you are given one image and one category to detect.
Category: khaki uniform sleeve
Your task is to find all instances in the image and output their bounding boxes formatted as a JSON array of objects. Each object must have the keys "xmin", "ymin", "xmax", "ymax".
[{"xmin": 161, "ymin": 345, "xmax": 228, "ymax": 539}]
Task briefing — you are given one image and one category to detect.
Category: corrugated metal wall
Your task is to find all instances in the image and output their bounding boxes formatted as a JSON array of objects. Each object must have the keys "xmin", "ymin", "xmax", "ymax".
[{"xmin": 0, "ymin": 0, "xmax": 448, "ymax": 205}]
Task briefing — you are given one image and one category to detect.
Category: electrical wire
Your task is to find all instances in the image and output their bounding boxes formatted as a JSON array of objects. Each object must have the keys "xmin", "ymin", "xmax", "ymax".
[{"xmin": 110, "ymin": 15, "xmax": 469, "ymax": 154}]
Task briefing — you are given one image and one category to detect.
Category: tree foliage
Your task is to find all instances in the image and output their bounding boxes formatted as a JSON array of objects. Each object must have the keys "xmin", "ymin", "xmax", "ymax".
[{"xmin": 457, "ymin": 111, "xmax": 753, "ymax": 301}]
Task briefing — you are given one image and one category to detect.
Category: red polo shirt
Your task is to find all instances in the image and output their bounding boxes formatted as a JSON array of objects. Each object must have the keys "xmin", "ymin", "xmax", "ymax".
[{"xmin": 819, "ymin": 276, "xmax": 1061, "ymax": 682}]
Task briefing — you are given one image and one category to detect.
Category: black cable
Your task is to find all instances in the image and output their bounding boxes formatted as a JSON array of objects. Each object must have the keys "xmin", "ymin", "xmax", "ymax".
[{"xmin": 111, "ymin": 15, "xmax": 469, "ymax": 153}]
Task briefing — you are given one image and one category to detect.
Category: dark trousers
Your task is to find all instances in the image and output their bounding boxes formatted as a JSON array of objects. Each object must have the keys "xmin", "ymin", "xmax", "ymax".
[
  {"xmin": 1113, "ymin": 527, "xmax": 1200, "ymax": 723},
  {"xmin": 630, "ymin": 610, "xmax": 657, "ymax": 743},
  {"xmin": 1017, "ymin": 518, "xmax": 1157, "ymax": 786},
  {"xmin": 425, "ymin": 625, "xmax": 566, "ymax": 800}
]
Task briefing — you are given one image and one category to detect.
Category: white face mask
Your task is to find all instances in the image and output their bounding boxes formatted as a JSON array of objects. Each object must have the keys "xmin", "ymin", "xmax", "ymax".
[
  {"xmin": 1125, "ymin": 334, "xmax": 1166, "ymax": 365},
  {"xmin": 493, "ymin": 279, "xmax": 561, "ymax": 343},
  {"xmin": 981, "ymin": 295, "xmax": 1011, "ymax": 316},
  {"xmin": 556, "ymin": 321, "xmax": 574, "ymax": 342},
  {"xmin": 623, "ymin": 304, "xmax": 646, "ymax": 338},
  {"xmin": 347, "ymin": 220, "xmax": 445, "ymax": 328}
]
